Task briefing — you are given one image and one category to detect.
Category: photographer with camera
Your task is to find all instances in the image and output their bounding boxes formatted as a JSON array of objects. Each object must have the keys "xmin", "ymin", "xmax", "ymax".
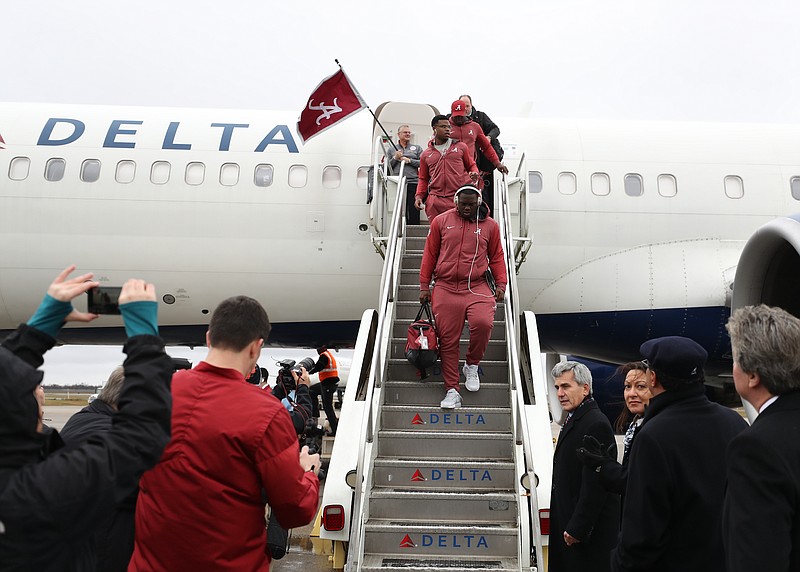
[{"xmin": 271, "ymin": 358, "xmax": 315, "ymax": 435}]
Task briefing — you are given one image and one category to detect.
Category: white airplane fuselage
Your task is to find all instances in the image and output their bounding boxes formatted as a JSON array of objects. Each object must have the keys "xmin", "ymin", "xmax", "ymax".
[{"xmin": 2, "ymin": 102, "xmax": 800, "ymax": 376}]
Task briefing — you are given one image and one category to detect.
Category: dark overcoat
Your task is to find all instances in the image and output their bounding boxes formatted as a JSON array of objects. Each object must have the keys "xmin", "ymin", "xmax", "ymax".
[
  {"xmin": 611, "ymin": 383, "xmax": 747, "ymax": 572},
  {"xmin": 723, "ymin": 390, "xmax": 800, "ymax": 572},
  {"xmin": 549, "ymin": 398, "xmax": 620, "ymax": 572}
]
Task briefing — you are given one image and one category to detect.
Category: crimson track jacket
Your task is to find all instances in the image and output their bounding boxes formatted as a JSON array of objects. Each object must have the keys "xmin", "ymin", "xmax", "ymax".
[{"xmin": 416, "ymin": 139, "xmax": 477, "ymax": 201}]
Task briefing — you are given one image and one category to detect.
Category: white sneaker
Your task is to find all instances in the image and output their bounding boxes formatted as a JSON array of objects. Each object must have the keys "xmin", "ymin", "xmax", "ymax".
[
  {"xmin": 440, "ymin": 388, "xmax": 463, "ymax": 409},
  {"xmin": 463, "ymin": 364, "xmax": 480, "ymax": 392}
]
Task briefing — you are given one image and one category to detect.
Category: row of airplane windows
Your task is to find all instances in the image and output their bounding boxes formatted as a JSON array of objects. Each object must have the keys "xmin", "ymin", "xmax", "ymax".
[{"xmin": 6, "ymin": 156, "xmax": 800, "ymax": 200}]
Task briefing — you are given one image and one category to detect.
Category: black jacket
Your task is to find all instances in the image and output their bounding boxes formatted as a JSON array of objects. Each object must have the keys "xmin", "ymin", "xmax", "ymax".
[
  {"xmin": 470, "ymin": 107, "xmax": 503, "ymax": 171},
  {"xmin": 550, "ymin": 398, "xmax": 620, "ymax": 572},
  {"xmin": 0, "ymin": 324, "xmax": 172, "ymax": 572},
  {"xmin": 60, "ymin": 400, "xmax": 138, "ymax": 572},
  {"xmin": 611, "ymin": 383, "xmax": 747, "ymax": 572},
  {"xmin": 271, "ymin": 381, "xmax": 314, "ymax": 434},
  {"xmin": 723, "ymin": 390, "xmax": 800, "ymax": 572}
]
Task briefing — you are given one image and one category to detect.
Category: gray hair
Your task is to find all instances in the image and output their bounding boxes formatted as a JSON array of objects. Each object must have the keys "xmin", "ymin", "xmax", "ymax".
[
  {"xmin": 551, "ymin": 360, "xmax": 593, "ymax": 392},
  {"xmin": 727, "ymin": 304, "xmax": 800, "ymax": 395},
  {"xmin": 98, "ymin": 366, "xmax": 125, "ymax": 408}
]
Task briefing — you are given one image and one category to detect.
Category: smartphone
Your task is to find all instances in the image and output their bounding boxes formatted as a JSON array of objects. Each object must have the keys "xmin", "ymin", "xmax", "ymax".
[{"xmin": 87, "ymin": 286, "xmax": 122, "ymax": 315}]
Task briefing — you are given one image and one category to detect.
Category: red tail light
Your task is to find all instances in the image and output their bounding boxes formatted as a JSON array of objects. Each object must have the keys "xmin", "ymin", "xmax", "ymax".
[
  {"xmin": 539, "ymin": 509, "xmax": 550, "ymax": 535},
  {"xmin": 322, "ymin": 505, "xmax": 345, "ymax": 531}
]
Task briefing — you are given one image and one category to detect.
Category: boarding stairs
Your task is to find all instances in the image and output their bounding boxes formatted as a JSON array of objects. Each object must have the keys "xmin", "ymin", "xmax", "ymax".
[{"xmin": 320, "ymin": 125, "xmax": 551, "ymax": 571}]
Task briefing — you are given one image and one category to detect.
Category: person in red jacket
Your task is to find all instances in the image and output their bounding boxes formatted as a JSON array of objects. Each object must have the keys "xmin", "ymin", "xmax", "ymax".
[
  {"xmin": 130, "ymin": 296, "xmax": 320, "ymax": 571},
  {"xmin": 448, "ymin": 99, "xmax": 508, "ymax": 194},
  {"xmin": 414, "ymin": 114, "xmax": 479, "ymax": 221},
  {"xmin": 419, "ymin": 185, "xmax": 508, "ymax": 408}
]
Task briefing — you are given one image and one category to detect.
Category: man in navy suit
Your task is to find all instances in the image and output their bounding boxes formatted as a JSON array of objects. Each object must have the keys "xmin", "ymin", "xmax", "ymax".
[{"xmin": 723, "ymin": 304, "xmax": 800, "ymax": 572}]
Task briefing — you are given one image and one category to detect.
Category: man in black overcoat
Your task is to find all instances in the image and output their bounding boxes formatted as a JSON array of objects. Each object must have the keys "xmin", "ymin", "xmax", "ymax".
[
  {"xmin": 549, "ymin": 361, "xmax": 620, "ymax": 572},
  {"xmin": 611, "ymin": 336, "xmax": 747, "ymax": 572},
  {"xmin": 723, "ymin": 304, "xmax": 800, "ymax": 572}
]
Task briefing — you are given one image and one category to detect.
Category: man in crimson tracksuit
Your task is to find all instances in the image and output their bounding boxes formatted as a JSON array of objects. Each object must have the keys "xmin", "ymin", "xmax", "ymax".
[
  {"xmin": 414, "ymin": 114, "xmax": 479, "ymax": 222},
  {"xmin": 419, "ymin": 185, "xmax": 508, "ymax": 408},
  {"xmin": 449, "ymin": 99, "xmax": 508, "ymax": 195}
]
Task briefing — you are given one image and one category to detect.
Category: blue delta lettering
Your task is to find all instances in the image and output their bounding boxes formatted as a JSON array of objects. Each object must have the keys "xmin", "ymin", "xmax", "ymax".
[
  {"xmin": 428, "ymin": 413, "xmax": 486, "ymax": 425},
  {"xmin": 36, "ymin": 118, "xmax": 299, "ymax": 153},
  {"xmin": 431, "ymin": 468, "xmax": 493, "ymax": 482},
  {"xmin": 421, "ymin": 534, "xmax": 488, "ymax": 549}
]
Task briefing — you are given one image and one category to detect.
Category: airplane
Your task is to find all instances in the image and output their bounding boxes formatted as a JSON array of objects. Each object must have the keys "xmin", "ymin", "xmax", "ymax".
[{"xmin": 2, "ymin": 100, "xmax": 799, "ymax": 400}]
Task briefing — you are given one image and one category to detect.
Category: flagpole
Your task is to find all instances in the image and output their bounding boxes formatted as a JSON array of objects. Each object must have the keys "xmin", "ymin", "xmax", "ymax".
[{"xmin": 335, "ymin": 59, "xmax": 398, "ymax": 152}]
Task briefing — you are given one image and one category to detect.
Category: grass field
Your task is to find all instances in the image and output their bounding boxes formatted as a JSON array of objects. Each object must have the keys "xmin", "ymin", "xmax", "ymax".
[{"xmin": 45, "ymin": 391, "xmax": 94, "ymax": 406}]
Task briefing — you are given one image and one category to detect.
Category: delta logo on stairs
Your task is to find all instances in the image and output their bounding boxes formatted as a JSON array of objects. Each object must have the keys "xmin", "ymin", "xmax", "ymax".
[
  {"xmin": 0, "ymin": 133, "xmax": 6, "ymax": 150},
  {"xmin": 410, "ymin": 467, "xmax": 493, "ymax": 482},
  {"xmin": 411, "ymin": 413, "xmax": 425, "ymax": 425},
  {"xmin": 410, "ymin": 412, "xmax": 487, "ymax": 426},
  {"xmin": 400, "ymin": 533, "xmax": 489, "ymax": 549}
]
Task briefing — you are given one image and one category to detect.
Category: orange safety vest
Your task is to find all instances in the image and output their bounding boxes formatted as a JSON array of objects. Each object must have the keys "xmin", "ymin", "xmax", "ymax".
[{"xmin": 318, "ymin": 350, "xmax": 339, "ymax": 381}]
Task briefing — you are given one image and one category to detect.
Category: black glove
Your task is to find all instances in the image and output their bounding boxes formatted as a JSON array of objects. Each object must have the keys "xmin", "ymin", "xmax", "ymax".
[{"xmin": 576, "ymin": 434, "xmax": 615, "ymax": 470}]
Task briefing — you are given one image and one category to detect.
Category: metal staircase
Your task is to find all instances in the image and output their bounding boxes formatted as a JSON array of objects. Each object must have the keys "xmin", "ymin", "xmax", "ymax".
[{"xmin": 319, "ymin": 126, "xmax": 552, "ymax": 571}]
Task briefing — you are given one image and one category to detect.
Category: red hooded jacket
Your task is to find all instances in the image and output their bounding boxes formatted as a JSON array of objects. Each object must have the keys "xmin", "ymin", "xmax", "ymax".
[{"xmin": 416, "ymin": 139, "xmax": 478, "ymax": 201}]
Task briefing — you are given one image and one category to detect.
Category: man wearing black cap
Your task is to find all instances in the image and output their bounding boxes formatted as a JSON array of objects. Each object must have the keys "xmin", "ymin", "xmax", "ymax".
[
  {"xmin": 723, "ymin": 305, "xmax": 800, "ymax": 572},
  {"xmin": 611, "ymin": 336, "xmax": 746, "ymax": 572}
]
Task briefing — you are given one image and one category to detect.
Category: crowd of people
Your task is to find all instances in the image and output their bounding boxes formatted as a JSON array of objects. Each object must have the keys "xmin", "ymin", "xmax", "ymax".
[{"xmin": 547, "ymin": 312, "xmax": 800, "ymax": 572}]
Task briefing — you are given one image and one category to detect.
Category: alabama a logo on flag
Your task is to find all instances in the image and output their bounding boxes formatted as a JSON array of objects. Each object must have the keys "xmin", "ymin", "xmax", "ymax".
[{"xmin": 296, "ymin": 68, "xmax": 366, "ymax": 143}]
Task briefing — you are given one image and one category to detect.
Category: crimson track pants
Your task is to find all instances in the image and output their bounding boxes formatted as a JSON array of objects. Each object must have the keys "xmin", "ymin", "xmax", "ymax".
[
  {"xmin": 431, "ymin": 282, "xmax": 496, "ymax": 391},
  {"xmin": 424, "ymin": 195, "xmax": 455, "ymax": 222}
]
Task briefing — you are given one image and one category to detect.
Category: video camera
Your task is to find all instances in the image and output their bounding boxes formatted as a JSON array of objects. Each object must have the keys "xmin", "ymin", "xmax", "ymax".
[{"xmin": 301, "ymin": 418, "xmax": 327, "ymax": 480}]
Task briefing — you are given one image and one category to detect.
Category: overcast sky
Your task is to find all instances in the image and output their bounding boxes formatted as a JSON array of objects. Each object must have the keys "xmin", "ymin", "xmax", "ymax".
[
  {"xmin": 7, "ymin": 0, "xmax": 798, "ymax": 383},
  {"xmin": 3, "ymin": 0, "xmax": 799, "ymax": 123}
]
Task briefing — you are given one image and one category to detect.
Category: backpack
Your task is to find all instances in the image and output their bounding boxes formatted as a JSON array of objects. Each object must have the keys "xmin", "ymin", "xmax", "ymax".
[{"xmin": 405, "ymin": 302, "xmax": 439, "ymax": 379}]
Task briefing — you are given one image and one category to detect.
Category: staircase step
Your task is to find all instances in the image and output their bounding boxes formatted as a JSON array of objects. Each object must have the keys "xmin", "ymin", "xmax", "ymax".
[
  {"xmin": 363, "ymin": 522, "xmax": 518, "ymax": 558},
  {"xmin": 383, "ymin": 380, "xmax": 510, "ymax": 407},
  {"xmin": 405, "ymin": 224, "xmax": 430, "ymax": 238},
  {"xmin": 395, "ymin": 300, "xmax": 504, "ymax": 320},
  {"xmin": 387, "ymin": 359, "xmax": 509, "ymax": 384},
  {"xmin": 376, "ymin": 430, "xmax": 514, "ymax": 460},
  {"xmin": 381, "ymin": 405, "xmax": 512, "ymax": 432},
  {"xmin": 361, "ymin": 553, "xmax": 518, "ymax": 571},
  {"xmin": 369, "ymin": 489, "xmax": 518, "ymax": 524},
  {"xmin": 393, "ymin": 319, "xmax": 506, "ymax": 341},
  {"xmin": 390, "ymin": 337, "xmax": 507, "ymax": 362},
  {"xmin": 372, "ymin": 458, "xmax": 517, "ymax": 490}
]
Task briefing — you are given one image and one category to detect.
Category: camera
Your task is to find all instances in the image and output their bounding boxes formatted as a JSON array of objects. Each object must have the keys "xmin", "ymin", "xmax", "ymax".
[
  {"xmin": 301, "ymin": 419, "xmax": 327, "ymax": 480},
  {"xmin": 275, "ymin": 357, "xmax": 316, "ymax": 390}
]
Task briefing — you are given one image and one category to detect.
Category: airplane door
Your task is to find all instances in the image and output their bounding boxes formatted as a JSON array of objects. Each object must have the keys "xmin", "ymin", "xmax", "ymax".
[{"xmin": 369, "ymin": 102, "xmax": 439, "ymax": 236}]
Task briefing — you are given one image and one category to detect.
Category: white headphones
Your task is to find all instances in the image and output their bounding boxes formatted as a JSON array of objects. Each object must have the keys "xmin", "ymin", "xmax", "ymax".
[{"xmin": 454, "ymin": 184, "xmax": 482, "ymax": 206}]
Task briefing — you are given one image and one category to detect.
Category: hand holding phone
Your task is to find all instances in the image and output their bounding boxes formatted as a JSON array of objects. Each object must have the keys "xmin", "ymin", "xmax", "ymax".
[{"xmin": 87, "ymin": 286, "xmax": 122, "ymax": 315}]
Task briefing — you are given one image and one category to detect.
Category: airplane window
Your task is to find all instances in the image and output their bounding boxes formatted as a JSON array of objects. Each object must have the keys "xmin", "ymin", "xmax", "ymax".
[
  {"xmin": 185, "ymin": 162, "xmax": 205, "ymax": 186},
  {"xmin": 80, "ymin": 159, "xmax": 101, "ymax": 183},
  {"xmin": 322, "ymin": 166, "xmax": 341, "ymax": 189},
  {"xmin": 8, "ymin": 157, "xmax": 30, "ymax": 181},
  {"xmin": 150, "ymin": 161, "xmax": 171, "ymax": 185},
  {"xmin": 220, "ymin": 163, "xmax": 239, "ymax": 186},
  {"xmin": 724, "ymin": 175, "xmax": 744, "ymax": 199},
  {"xmin": 254, "ymin": 164, "xmax": 274, "ymax": 187},
  {"xmin": 558, "ymin": 172, "xmax": 576, "ymax": 195},
  {"xmin": 528, "ymin": 171, "xmax": 543, "ymax": 193},
  {"xmin": 658, "ymin": 174, "xmax": 677, "ymax": 197},
  {"xmin": 792, "ymin": 177, "xmax": 800, "ymax": 201},
  {"xmin": 289, "ymin": 165, "xmax": 308, "ymax": 188},
  {"xmin": 356, "ymin": 166, "xmax": 369, "ymax": 190},
  {"xmin": 591, "ymin": 172, "xmax": 610, "ymax": 196},
  {"xmin": 116, "ymin": 160, "xmax": 136, "ymax": 184},
  {"xmin": 624, "ymin": 173, "xmax": 644, "ymax": 197},
  {"xmin": 45, "ymin": 158, "xmax": 66, "ymax": 182}
]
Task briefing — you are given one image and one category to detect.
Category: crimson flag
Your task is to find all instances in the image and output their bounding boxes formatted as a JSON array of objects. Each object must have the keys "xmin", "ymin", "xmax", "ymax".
[{"xmin": 297, "ymin": 69, "xmax": 367, "ymax": 143}]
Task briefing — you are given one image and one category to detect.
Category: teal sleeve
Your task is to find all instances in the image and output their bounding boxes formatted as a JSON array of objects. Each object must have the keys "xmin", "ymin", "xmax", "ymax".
[
  {"xmin": 119, "ymin": 301, "xmax": 159, "ymax": 338},
  {"xmin": 27, "ymin": 294, "xmax": 73, "ymax": 338}
]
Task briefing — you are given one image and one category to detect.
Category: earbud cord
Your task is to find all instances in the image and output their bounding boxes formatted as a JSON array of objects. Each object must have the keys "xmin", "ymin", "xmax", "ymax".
[{"xmin": 467, "ymin": 216, "xmax": 494, "ymax": 299}]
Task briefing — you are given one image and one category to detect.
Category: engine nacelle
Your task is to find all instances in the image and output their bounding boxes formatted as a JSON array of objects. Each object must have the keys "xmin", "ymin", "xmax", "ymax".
[{"xmin": 732, "ymin": 215, "xmax": 800, "ymax": 316}]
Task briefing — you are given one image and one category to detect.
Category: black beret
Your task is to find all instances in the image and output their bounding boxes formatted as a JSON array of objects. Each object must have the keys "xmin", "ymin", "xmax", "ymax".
[{"xmin": 640, "ymin": 336, "xmax": 707, "ymax": 380}]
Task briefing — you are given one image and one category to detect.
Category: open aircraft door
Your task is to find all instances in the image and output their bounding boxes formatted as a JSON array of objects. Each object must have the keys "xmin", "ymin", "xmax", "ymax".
[{"xmin": 368, "ymin": 102, "xmax": 438, "ymax": 241}]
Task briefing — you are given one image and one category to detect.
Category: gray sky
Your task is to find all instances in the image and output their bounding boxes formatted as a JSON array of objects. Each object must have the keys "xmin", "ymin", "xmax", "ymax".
[
  {"xmin": 3, "ymin": 0, "xmax": 799, "ymax": 123},
  {"xmin": 9, "ymin": 0, "xmax": 798, "ymax": 382}
]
